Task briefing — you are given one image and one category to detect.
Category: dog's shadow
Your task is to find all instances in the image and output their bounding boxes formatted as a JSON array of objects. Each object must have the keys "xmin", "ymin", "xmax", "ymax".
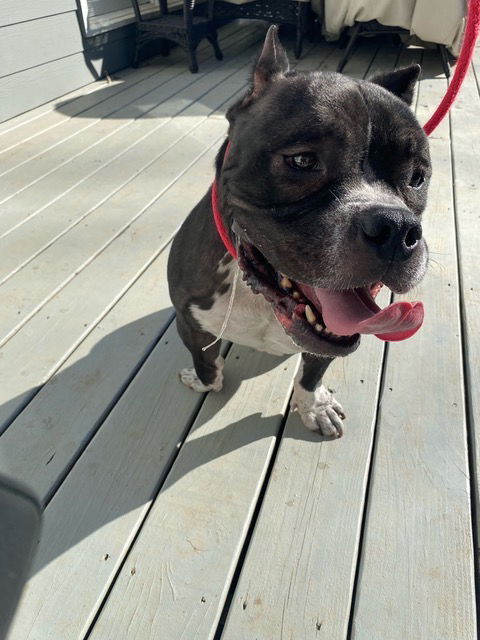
[{"xmin": 1, "ymin": 308, "xmax": 328, "ymax": 578}]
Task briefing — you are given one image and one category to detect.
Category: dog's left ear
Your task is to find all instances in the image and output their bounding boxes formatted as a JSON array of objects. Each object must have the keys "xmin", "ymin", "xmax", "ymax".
[
  {"xmin": 252, "ymin": 25, "xmax": 290, "ymax": 98},
  {"xmin": 370, "ymin": 64, "xmax": 421, "ymax": 106}
]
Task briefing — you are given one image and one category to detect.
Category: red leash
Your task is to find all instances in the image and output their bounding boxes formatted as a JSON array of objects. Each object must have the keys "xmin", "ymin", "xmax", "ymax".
[
  {"xmin": 212, "ymin": 0, "xmax": 480, "ymax": 255},
  {"xmin": 424, "ymin": 0, "xmax": 480, "ymax": 135}
]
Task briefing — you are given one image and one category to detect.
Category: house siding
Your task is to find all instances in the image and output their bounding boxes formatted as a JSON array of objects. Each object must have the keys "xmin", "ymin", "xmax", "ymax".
[{"xmin": 0, "ymin": 1, "xmax": 146, "ymax": 124}]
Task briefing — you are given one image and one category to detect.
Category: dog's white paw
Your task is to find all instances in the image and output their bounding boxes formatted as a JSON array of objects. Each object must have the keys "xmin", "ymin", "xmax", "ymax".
[
  {"xmin": 179, "ymin": 356, "xmax": 224, "ymax": 393},
  {"xmin": 291, "ymin": 384, "xmax": 345, "ymax": 438}
]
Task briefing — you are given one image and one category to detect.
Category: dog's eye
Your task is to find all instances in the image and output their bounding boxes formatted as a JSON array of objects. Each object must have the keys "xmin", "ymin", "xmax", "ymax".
[
  {"xmin": 409, "ymin": 170, "xmax": 425, "ymax": 189},
  {"xmin": 284, "ymin": 153, "xmax": 318, "ymax": 170}
]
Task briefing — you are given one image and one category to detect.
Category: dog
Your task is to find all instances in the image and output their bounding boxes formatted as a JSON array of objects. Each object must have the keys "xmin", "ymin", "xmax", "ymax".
[{"xmin": 167, "ymin": 26, "xmax": 431, "ymax": 438}]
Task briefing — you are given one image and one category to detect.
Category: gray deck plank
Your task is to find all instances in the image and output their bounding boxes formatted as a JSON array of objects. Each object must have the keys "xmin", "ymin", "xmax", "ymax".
[
  {"xmin": 450, "ymin": 56, "xmax": 480, "ymax": 548},
  {"xmin": 0, "ymin": 36, "xmax": 266, "ymax": 284},
  {"xmin": 0, "ymin": 27, "xmax": 260, "ymax": 210},
  {"xmin": 0, "ymin": 247, "xmax": 174, "ymax": 501},
  {"xmin": 0, "ymin": 21, "xmax": 244, "ymax": 149},
  {"xmin": 0, "ymin": 39, "xmax": 329, "ymax": 287},
  {"xmin": 0, "ymin": 42, "xmax": 332, "ymax": 429},
  {"xmin": 0, "ymin": 27, "xmax": 477, "ymax": 640},
  {"xmin": 6, "ymin": 339, "xmax": 298, "ymax": 640},
  {"xmin": 219, "ymin": 42, "xmax": 393, "ymax": 640},
  {"xmin": 0, "ymin": 129, "xmax": 221, "ymax": 433},
  {"xmin": 351, "ymin": 54, "xmax": 477, "ymax": 639},
  {"xmin": 5, "ymin": 325, "xmax": 227, "ymax": 640},
  {"xmin": 0, "ymin": 117, "xmax": 225, "ymax": 345},
  {"xmin": 87, "ymin": 348, "xmax": 298, "ymax": 640},
  {"xmin": 220, "ymin": 343, "xmax": 385, "ymax": 640}
]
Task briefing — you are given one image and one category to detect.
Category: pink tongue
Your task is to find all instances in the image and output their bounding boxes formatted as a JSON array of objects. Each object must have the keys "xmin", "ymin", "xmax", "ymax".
[{"xmin": 306, "ymin": 287, "xmax": 424, "ymax": 342}]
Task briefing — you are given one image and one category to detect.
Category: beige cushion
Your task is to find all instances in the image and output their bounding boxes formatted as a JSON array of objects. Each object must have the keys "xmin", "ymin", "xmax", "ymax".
[{"xmin": 311, "ymin": 0, "xmax": 465, "ymax": 54}]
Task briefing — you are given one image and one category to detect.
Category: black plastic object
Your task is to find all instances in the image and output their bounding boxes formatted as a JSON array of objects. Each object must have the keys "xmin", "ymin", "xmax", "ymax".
[{"xmin": 0, "ymin": 474, "xmax": 42, "ymax": 639}]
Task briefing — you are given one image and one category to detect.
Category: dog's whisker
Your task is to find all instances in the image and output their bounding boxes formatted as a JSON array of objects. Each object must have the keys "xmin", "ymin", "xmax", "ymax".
[{"xmin": 329, "ymin": 188, "xmax": 342, "ymax": 205}]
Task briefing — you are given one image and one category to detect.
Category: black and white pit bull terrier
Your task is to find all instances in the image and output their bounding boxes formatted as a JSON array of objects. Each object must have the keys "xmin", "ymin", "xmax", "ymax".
[{"xmin": 167, "ymin": 26, "xmax": 431, "ymax": 438}]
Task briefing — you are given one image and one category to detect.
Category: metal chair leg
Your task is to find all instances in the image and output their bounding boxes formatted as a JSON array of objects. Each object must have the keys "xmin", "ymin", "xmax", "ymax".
[
  {"xmin": 207, "ymin": 33, "xmax": 223, "ymax": 61},
  {"xmin": 295, "ymin": 2, "xmax": 309, "ymax": 59},
  {"xmin": 337, "ymin": 22, "xmax": 361, "ymax": 73},
  {"xmin": 132, "ymin": 44, "xmax": 140, "ymax": 68},
  {"xmin": 132, "ymin": 26, "xmax": 141, "ymax": 68},
  {"xmin": 160, "ymin": 38, "xmax": 171, "ymax": 57},
  {"xmin": 438, "ymin": 44, "xmax": 451, "ymax": 78},
  {"xmin": 188, "ymin": 47, "xmax": 199, "ymax": 73}
]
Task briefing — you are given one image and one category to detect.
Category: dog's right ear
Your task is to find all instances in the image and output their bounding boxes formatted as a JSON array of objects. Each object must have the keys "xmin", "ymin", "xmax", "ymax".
[
  {"xmin": 251, "ymin": 25, "xmax": 290, "ymax": 98},
  {"xmin": 229, "ymin": 26, "xmax": 289, "ymax": 115},
  {"xmin": 226, "ymin": 26, "xmax": 289, "ymax": 122}
]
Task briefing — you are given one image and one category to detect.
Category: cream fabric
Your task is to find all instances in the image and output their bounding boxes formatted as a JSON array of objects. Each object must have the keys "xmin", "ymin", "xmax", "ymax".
[
  {"xmin": 311, "ymin": 0, "xmax": 466, "ymax": 55},
  {"xmin": 220, "ymin": 0, "xmax": 310, "ymax": 4}
]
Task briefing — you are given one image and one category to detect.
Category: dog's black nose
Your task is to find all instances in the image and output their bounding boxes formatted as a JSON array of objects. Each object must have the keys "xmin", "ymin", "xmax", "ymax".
[{"xmin": 359, "ymin": 208, "xmax": 422, "ymax": 261}]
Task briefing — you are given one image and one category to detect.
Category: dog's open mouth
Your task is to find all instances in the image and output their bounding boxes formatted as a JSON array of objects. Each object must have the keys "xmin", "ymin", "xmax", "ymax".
[{"xmin": 238, "ymin": 241, "xmax": 424, "ymax": 355}]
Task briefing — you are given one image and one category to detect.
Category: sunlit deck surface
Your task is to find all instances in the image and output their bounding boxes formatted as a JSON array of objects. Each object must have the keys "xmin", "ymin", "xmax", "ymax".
[{"xmin": 1, "ymin": 21, "xmax": 479, "ymax": 640}]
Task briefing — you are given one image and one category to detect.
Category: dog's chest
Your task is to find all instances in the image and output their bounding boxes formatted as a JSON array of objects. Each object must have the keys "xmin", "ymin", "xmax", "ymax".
[{"xmin": 190, "ymin": 262, "xmax": 300, "ymax": 356}]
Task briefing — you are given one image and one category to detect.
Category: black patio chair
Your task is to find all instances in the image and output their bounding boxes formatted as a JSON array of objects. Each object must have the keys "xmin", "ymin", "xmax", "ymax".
[
  {"xmin": 213, "ymin": 0, "xmax": 312, "ymax": 59},
  {"xmin": 130, "ymin": 0, "xmax": 223, "ymax": 73}
]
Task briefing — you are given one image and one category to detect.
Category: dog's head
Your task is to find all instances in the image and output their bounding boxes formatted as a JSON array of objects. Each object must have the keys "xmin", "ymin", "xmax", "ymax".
[{"xmin": 218, "ymin": 26, "xmax": 431, "ymax": 357}]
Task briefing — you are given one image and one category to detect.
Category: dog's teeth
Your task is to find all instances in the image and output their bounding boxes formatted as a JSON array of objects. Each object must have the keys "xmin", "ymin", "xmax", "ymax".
[
  {"xmin": 280, "ymin": 277, "xmax": 292, "ymax": 289},
  {"xmin": 314, "ymin": 323, "xmax": 323, "ymax": 332},
  {"xmin": 292, "ymin": 290, "xmax": 301, "ymax": 300},
  {"xmin": 324, "ymin": 330, "xmax": 332, "ymax": 337},
  {"xmin": 305, "ymin": 305, "xmax": 316, "ymax": 325}
]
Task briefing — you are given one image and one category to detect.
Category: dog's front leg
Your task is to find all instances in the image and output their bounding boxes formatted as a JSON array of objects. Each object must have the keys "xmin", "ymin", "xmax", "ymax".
[
  {"xmin": 176, "ymin": 315, "xmax": 224, "ymax": 393},
  {"xmin": 291, "ymin": 354, "xmax": 345, "ymax": 438}
]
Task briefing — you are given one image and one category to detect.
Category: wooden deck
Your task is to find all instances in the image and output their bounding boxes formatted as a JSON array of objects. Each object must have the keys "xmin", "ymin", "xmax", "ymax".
[{"xmin": 1, "ymin": 22, "xmax": 479, "ymax": 639}]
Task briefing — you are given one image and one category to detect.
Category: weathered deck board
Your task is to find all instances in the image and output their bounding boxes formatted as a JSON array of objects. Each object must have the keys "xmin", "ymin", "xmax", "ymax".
[
  {"xmin": 0, "ymin": 133, "xmax": 221, "ymax": 432},
  {"xmin": 0, "ymin": 38, "xmax": 264, "ymax": 282},
  {"xmin": 0, "ymin": 120, "xmax": 226, "ymax": 336},
  {"xmin": 7, "ymin": 340, "xmax": 297, "ymax": 640},
  {"xmin": 5, "ymin": 325, "xmax": 226, "ymax": 640},
  {"xmin": 0, "ymin": 247, "xmax": 174, "ymax": 499},
  {"xmin": 88, "ymin": 348, "xmax": 298, "ymax": 640},
  {"xmin": 0, "ymin": 27, "xmax": 258, "ymax": 183},
  {"xmin": 0, "ymin": 21, "xmax": 248, "ymax": 157},
  {"xmin": 220, "ymin": 344, "xmax": 385, "ymax": 640},
  {"xmin": 0, "ymin": 29, "xmax": 262, "ymax": 230},
  {"xmin": 0, "ymin": 42, "xmax": 334, "ymax": 434},
  {"xmin": 0, "ymin": 37, "xmax": 329, "ymax": 286},
  {"xmin": 450, "ymin": 55, "xmax": 480, "ymax": 544},
  {"xmin": 219, "ymin": 43, "xmax": 395, "ymax": 640},
  {"xmin": 0, "ymin": 20, "xmax": 245, "ymax": 139},
  {"xmin": 0, "ymin": 25, "xmax": 478, "ymax": 640},
  {"xmin": 351, "ymin": 54, "xmax": 477, "ymax": 639}
]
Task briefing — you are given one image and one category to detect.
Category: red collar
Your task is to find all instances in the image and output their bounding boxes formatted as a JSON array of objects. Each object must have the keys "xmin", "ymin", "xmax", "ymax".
[{"xmin": 211, "ymin": 141, "xmax": 238, "ymax": 259}]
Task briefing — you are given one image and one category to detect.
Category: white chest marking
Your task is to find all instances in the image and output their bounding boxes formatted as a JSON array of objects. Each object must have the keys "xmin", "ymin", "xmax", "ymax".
[{"xmin": 190, "ymin": 262, "xmax": 301, "ymax": 356}]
